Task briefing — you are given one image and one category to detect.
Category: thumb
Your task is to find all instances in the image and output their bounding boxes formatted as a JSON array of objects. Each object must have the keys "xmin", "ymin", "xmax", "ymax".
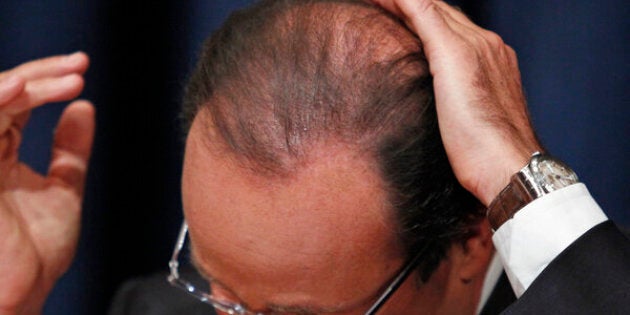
[{"xmin": 48, "ymin": 100, "xmax": 95, "ymax": 195}]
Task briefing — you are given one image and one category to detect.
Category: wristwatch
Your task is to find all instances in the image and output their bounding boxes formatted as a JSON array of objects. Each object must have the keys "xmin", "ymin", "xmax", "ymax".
[{"xmin": 487, "ymin": 152, "xmax": 579, "ymax": 230}]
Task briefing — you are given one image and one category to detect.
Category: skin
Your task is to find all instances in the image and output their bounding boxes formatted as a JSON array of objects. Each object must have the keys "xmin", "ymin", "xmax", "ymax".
[
  {"xmin": 372, "ymin": 0, "xmax": 542, "ymax": 205},
  {"xmin": 0, "ymin": 0, "xmax": 541, "ymax": 314},
  {"xmin": 0, "ymin": 53, "xmax": 95, "ymax": 315},
  {"xmin": 183, "ymin": 110, "xmax": 493, "ymax": 314}
]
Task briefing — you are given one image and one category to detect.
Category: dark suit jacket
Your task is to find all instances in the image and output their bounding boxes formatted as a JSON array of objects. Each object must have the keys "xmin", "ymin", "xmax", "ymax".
[
  {"xmin": 108, "ymin": 267, "xmax": 216, "ymax": 315},
  {"xmin": 109, "ymin": 221, "xmax": 630, "ymax": 315},
  {"xmin": 501, "ymin": 221, "xmax": 630, "ymax": 314}
]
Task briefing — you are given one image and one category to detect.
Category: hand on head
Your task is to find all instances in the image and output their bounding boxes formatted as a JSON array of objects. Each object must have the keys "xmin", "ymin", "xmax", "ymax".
[
  {"xmin": 0, "ymin": 1, "xmax": 544, "ymax": 313},
  {"xmin": 0, "ymin": 52, "xmax": 94, "ymax": 315},
  {"xmin": 372, "ymin": 0, "xmax": 542, "ymax": 205}
]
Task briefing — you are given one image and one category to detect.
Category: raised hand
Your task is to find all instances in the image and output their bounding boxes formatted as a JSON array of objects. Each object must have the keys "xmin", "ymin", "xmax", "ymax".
[
  {"xmin": 372, "ymin": 0, "xmax": 542, "ymax": 205},
  {"xmin": 0, "ymin": 53, "xmax": 95, "ymax": 315}
]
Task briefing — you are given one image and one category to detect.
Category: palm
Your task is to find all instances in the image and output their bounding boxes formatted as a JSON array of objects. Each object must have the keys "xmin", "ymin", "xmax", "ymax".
[
  {"xmin": 0, "ymin": 53, "xmax": 94, "ymax": 314},
  {"xmin": 0, "ymin": 165, "xmax": 77, "ymax": 309},
  {"xmin": 3, "ymin": 162, "xmax": 80, "ymax": 273}
]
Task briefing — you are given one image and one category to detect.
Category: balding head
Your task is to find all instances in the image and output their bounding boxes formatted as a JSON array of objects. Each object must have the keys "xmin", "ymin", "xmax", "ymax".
[
  {"xmin": 183, "ymin": 0, "xmax": 482, "ymax": 284},
  {"xmin": 183, "ymin": 0, "xmax": 427, "ymax": 165}
]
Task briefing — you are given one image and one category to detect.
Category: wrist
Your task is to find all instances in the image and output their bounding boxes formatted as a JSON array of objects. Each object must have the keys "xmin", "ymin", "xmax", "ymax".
[
  {"xmin": 450, "ymin": 130, "xmax": 542, "ymax": 206},
  {"xmin": 0, "ymin": 220, "xmax": 49, "ymax": 315},
  {"xmin": 486, "ymin": 152, "xmax": 580, "ymax": 230},
  {"xmin": 474, "ymin": 150, "xmax": 533, "ymax": 206}
]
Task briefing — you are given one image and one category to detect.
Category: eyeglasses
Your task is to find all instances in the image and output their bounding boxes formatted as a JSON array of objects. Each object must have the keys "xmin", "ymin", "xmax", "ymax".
[{"xmin": 168, "ymin": 220, "xmax": 428, "ymax": 315}]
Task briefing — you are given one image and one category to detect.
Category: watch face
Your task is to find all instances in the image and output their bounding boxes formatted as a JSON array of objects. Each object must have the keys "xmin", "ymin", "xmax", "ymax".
[{"xmin": 533, "ymin": 158, "xmax": 579, "ymax": 192}]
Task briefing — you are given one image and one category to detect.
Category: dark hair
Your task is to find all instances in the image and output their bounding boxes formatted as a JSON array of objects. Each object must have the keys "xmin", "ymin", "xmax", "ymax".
[{"xmin": 182, "ymin": 0, "xmax": 483, "ymax": 281}]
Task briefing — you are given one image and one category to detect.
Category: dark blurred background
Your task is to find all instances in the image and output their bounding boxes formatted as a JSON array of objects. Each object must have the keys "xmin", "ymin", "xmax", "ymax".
[{"xmin": 0, "ymin": 1, "xmax": 627, "ymax": 314}]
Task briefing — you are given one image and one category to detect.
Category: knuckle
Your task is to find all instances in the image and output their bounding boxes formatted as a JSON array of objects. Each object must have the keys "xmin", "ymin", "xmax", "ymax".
[
  {"xmin": 0, "ymin": 114, "xmax": 11, "ymax": 133},
  {"xmin": 0, "ymin": 124, "xmax": 22, "ymax": 161},
  {"xmin": 483, "ymin": 30, "xmax": 505, "ymax": 48},
  {"xmin": 505, "ymin": 44, "xmax": 518, "ymax": 57}
]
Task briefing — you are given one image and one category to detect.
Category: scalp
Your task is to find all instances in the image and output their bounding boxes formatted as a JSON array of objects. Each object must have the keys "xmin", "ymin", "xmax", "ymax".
[
  {"xmin": 183, "ymin": 0, "xmax": 429, "ymax": 175},
  {"xmin": 182, "ymin": 0, "xmax": 482, "ymax": 281}
]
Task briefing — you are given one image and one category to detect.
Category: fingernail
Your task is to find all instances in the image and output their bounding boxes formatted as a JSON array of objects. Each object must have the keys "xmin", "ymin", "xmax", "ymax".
[
  {"xmin": 58, "ymin": 74, "xmax": 82, "ymax": 87},
  {"xmin": 65, "ymin": 51, "xmax": 85, "ymax": 62}
]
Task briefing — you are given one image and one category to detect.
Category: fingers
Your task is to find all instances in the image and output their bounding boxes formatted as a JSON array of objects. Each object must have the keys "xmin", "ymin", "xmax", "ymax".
[
  {"xmin": 371, "ymin": 0, "xmax": 405, "ymax": 17},
  {"xmin": 0, "ymin": 52, "xmax": 89, "ymax": 82},
  {"xmin": 0, "ymin": 53, "xmax": 91, "ymax": 185},
  {"xmin": 0, "ymin": 75, "xmax": 26, "ymax": 106},
  {"xmin": 0, "ymin": 52, "xmax": 89, "ymax": 115},
  {"xmin": 0, "ymin": 53, "xmax": 89, "ymax": 174},
  {"xmin": 0, "ymin": 76, "xmax": 27, "ymax": 160},
  {"xmin": 432, "ymin": 1, "xmax": 476, "ymax": 29},
  {"xmin": 373, "ymin": 0, "xmax": 449, "ymax": 43},
  {"xmin": 1, "ymin": 74, "xmax": 85, "ymax": 115},
  {"xmin": 372, "ymin": 1, "xmax": 484, "ymax": 50},
  {"xmin": 48, "ymin": 100, "xmax": 95, "ymax": 195}
]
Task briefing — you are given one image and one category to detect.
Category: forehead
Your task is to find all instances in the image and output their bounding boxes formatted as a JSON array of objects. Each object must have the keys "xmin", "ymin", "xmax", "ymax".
[{"xmin": 181, "ymin": 114, "xmax": 405, "ymax": 306}]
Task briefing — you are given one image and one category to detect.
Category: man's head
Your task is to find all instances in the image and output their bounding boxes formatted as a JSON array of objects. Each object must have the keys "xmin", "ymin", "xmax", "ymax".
[{"xmin": 181, "ymin": 0, "xmax": 492, "ymax": 313}]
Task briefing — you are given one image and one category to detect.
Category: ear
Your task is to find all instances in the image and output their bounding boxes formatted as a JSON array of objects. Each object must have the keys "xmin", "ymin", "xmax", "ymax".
[{"xmin": 455, "ymin": 218, "xmax": 494, "ymax": 283}]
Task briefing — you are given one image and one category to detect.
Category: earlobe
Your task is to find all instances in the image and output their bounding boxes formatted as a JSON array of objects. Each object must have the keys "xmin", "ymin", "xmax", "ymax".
[{"xmin": 457, "ymin": 219, "xmax": 494, "ymax": 283}]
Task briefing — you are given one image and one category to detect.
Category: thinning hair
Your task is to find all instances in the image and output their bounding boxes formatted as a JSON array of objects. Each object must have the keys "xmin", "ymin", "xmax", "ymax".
[{"xmin": 182, "ymin": 0, "xmax": 483, "ymax": 281}]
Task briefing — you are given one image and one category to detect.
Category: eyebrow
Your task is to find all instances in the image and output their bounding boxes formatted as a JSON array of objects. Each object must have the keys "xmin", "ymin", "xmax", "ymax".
[{"xmin": 188, "ymin": 248, "xmax": 365, "ymax": 314}]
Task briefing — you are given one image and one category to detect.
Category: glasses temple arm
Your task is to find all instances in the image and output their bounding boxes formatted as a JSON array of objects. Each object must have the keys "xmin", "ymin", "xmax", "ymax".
[
  {"xmin": 168, "ymin": 221, "xmax": 189, "ymax": 280},
  {"xmin": 364, "ymin": 243, "xmax": 430, "ymax": 315}
]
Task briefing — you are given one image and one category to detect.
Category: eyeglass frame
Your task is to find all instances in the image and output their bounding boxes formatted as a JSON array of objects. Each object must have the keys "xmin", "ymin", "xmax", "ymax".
[{"xmin": 167, "ymin": 220, "xmax": 429, "ymax": 315}]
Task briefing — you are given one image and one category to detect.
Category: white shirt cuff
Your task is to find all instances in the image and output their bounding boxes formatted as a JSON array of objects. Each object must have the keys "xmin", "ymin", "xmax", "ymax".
[{"xmin": 492, "ymin": 183, "xmax": 607, "ymax": 297}]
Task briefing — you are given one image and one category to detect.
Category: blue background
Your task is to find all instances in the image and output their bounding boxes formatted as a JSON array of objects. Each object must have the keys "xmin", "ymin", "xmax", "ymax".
[{"xmin": 0, "ymin": 1, "xmax": 627, "ymax": 313}]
